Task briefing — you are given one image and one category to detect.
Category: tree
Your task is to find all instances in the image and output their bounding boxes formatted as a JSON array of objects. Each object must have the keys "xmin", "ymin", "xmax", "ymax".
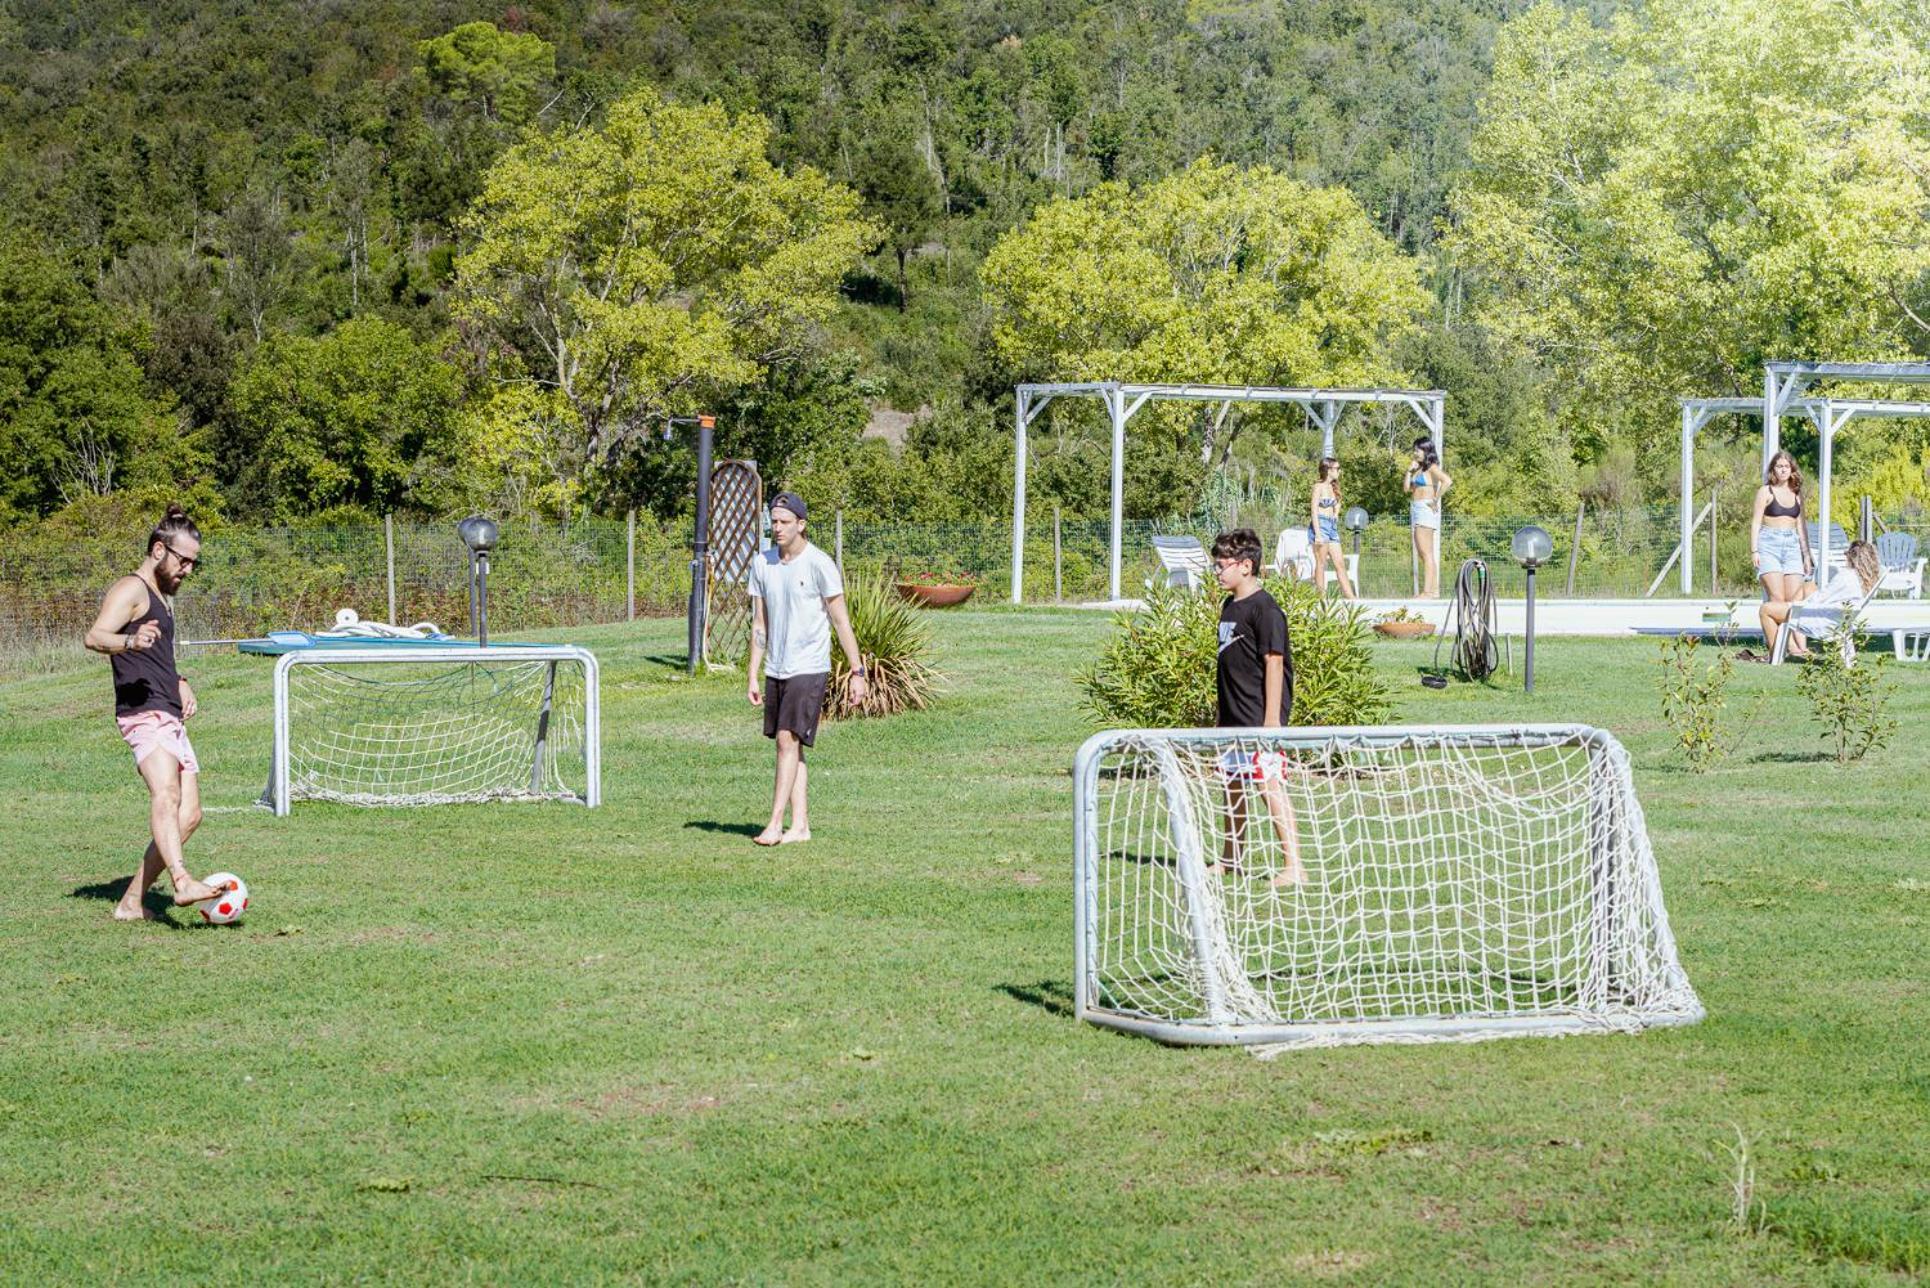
[
  {"xmin": 1448, "ymin": 0, "xmax": 1930, "ymax": 481},
  {"xmin": 452, "ymin": 87, "xmax": 879, "ymax": 501},
  {"xmin": 980, "ymin": 157, "xmax": 1428, "ymax": 467},
  {"xmin": 414, "ymin": 21, "xmax": 556, "ymax": 126},
  {"xmin": 224, "ymin": 319, "xmax": 463, "ymax": 519}
]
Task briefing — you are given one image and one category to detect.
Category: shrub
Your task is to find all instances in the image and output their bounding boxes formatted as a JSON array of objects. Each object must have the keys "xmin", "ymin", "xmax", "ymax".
[
  {"xmin": 1656, "ymin": 635, "xmax": 1759, "ymax": 772},
  {"xmin": 1796, "ymin": 621, "xmax": 1897, "ymax": 764},
  {"xmin": 826, "ymin": 571, "xmax": 942, "ymax": 719},
  {"xmin": 1077, "ymin": 577, "xmax": 1391, "ymax": 728}
]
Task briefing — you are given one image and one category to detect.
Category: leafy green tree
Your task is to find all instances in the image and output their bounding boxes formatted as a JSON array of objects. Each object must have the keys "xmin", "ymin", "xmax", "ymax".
[
  {"xmin": 1449, "ymin": 0, "xmax": 1930, "ymax": 482},
  {"xmin": 452, "ymin": 87, "xmax": 880, "ymax": 504},
  {"xmin": 224, "ymin": 318, "xmax": 463, "ymax": 518},
  {"xmin": 414, "ymin": 22, "xmax": 556, "ymax": 126},
  {"xmin": 981, "ymin": 157, "xmax": 1428, "ymax": 470},
  {"xmin": 0, "ymin": 235, "xmax": 187, "ymax": 524}
]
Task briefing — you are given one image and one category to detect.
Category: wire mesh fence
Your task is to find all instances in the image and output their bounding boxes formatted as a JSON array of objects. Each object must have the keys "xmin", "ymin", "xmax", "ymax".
[{"xmin": 2, "ymin": 506, "xmax": 1924, "ymax": 659}]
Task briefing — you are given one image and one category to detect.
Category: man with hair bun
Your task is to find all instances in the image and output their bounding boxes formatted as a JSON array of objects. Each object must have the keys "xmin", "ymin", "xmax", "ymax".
[{"xmin": 83, "ymin": 504, "xmax": 219, "ymax": 919}]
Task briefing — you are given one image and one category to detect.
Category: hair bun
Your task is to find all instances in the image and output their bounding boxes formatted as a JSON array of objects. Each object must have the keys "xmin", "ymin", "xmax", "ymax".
[{"xmin": 165, "ymin": 503, "xmax": 187, "ymax": 519}]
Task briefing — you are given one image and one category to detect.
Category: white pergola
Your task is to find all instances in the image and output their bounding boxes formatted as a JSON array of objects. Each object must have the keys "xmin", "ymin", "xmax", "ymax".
[
  {"xmin": 1679, "ymin": 362, "xmax": 1930, "ymax": 591},
  {"xmin": 1009, "ymin": 382, "xmax": 1447, "ymax": 603}
]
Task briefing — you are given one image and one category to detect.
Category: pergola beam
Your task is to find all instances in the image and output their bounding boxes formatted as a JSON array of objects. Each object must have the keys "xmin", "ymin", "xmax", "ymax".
[{"xmin": 1011, "ymin": 381, "xmax": 1448, "ymax": 603}]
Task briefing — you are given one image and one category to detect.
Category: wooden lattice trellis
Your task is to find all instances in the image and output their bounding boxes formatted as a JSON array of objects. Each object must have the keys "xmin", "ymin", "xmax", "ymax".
[{"xmin": 703, "ymin": 460, "xmax": 763, "ymax": 668}]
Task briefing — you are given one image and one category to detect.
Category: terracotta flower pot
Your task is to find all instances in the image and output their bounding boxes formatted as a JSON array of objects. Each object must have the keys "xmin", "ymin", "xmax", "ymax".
[
  {"xmin": 896, "ymin": 582, "xmax": 977, "ymax": 607},
  {"xmin": 1374, "ymin": 621, "xmax": 1436, "ymax": 639}
]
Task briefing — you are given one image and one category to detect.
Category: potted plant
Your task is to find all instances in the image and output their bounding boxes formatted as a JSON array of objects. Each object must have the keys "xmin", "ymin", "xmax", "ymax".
[
  {"xmin": 1373, "ymin": 606, "xmax": 1436, "ymax": 639},
  {"xmin": 894, "ymin": 561, "xmax": 981, "ymax": 607}
]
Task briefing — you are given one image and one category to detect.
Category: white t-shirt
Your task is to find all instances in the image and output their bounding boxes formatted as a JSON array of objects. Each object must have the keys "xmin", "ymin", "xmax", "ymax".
[{"xmin": 748, "ymin": 542, "xmax": 845, "ymax": 678}]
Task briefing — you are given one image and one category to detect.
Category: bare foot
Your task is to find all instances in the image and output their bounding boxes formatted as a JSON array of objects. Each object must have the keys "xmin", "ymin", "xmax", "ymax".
[
  {"xmin": 1270, "ymin": 869, "xmax": 1309, "ymax": 888},
  {"xmin": 778, "ymin": 828, "xmax": 811, "ymax": 845},
  {"xmin": 752, "ymin": 827, "xmax": 784, "ymax": 847},
  {"xmin": 170, "ymin": 875, "xmax": 219, "ymax": 905},
  {"xmin": 1208, "ymin": 860, "xmax": 1243, "ymax": 877},
  {"xmin": 112, "ymin": 902, "xmax": 158, "ymax": 922}
]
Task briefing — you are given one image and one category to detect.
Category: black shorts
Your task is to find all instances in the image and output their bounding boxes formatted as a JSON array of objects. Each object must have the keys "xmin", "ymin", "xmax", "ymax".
[{"xmin": 763, "ymin": 672, "xmax": 830, "ymax": 747}]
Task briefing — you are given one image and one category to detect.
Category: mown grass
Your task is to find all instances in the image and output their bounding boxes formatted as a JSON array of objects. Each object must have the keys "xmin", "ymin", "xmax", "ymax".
[{"xmin": 0, "ymin": 611, "xmax": 1925, "ymax": 1282}]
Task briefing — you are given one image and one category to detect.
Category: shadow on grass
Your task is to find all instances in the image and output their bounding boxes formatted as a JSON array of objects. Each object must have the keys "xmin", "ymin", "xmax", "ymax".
[
  {"xmin": 997, "ymin": 980, "xmax": 1076, "ymax": 1019},
  {"xmin": 1750, "ymin": 750, "xmax": 1836, "ymax": 764},
  {"xmin": 67, "ymin": 878, "xmax": 194, "ymax": 928},
  {"xmin": 683, "ymin": 820, "xmax": 763, "ymax": 837}
]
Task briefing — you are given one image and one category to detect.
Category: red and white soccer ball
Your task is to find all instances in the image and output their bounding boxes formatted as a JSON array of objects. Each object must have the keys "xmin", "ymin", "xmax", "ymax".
[{"xmin": 200, "ymin": 872, "xmax": 250, "ymax": 925}]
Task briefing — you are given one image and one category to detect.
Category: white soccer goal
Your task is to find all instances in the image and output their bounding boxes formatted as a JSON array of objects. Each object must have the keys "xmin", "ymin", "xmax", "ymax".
[
  {"xmin": 1074, "ymin": 724, "xmax": 1703, "ymax": 1050},
  {"xmin": 266, "ymin": 646, "xmax": 601, "ymax": 815}
]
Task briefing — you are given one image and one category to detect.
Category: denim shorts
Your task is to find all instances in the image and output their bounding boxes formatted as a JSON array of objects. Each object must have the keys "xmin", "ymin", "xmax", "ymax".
[
  {"xmin": 1757, "ymin": 527, "xmax": 1804, "ymax": 576},
  {"xmin": 1314, "ymin": 517, "xmax": 1340, "ymax": 544}
]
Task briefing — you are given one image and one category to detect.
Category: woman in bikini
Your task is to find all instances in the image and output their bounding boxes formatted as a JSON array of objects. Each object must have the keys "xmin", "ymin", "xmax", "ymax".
[
  {"xmin": 1750, "ymin": 449, "xmax": 1812, "ymax": 604},
  {"xmin": 1308, "ymin": 458, "xmax": 1356, "ymax": 599},
  {"xmin": 1405, "ymin": 438, "xmax": 1451, "ymax": 598}
]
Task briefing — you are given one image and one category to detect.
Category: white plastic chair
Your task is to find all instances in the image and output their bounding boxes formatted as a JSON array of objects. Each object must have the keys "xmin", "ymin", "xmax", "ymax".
[
  {"xmin": 1769, "ymin": 574, "xmax": 1882, "ymax": 665},
  {"xmin": 1269, "ymin": 528, "xmax": 1314, "ymax": 581},
  {"xmin": 1150, "ymin": 535, "xmax": 1210, "ymax": 591},
  {"xmin": 1875, "ymin": 532, "xmax": 1924, "ymax": 599}
]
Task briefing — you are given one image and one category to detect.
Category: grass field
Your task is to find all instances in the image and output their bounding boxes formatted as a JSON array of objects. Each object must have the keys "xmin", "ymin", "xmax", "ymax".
[{"xmin": 2, "ymin": 610, "xmax": 1926, "ymax": 1282}]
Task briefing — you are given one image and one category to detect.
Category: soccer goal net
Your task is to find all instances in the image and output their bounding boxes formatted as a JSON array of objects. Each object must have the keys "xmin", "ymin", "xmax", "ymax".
[
  {"xmin": 265, "ymin": 646, "xmax": 601, "ymax": 815},
  {"xmin": 1074, "ymin": 725, "xmax": 1702, "ymax": 1050}
]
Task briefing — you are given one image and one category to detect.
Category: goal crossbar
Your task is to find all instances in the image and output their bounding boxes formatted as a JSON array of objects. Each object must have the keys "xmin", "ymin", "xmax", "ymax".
[
  {"xmin": 1074, "ymin": 723, "xmax": 1703, "ymax": 1050},
  {"xmin": 266, "ymin": 645, "xmax": 601, "ymax": 816}
]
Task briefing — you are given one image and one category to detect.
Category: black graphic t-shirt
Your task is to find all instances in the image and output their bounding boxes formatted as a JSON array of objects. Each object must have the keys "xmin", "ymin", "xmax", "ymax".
[{"xmin": 1216, "ymin": 589, "xmax": 1291, "ymax": 727}]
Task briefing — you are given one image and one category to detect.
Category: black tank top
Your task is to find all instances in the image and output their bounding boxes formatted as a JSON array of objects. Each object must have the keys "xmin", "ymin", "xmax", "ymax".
[{"xmin": 110, "ymin": 581, "xmax": 181, "ymax": 718}]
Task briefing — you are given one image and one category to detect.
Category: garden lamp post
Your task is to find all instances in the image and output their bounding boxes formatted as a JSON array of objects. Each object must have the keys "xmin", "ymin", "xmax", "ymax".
[
  {"xmin": 1512, "ymin": 524, "xmax": 1553, "ymax": 693},
  {"xmin": 1344, "ymin": 506, "xmax": 1369, "ymax": 592},
  {"xmin": 664, "ymin": 414, "xmax": 717, "ymax": 674},
  {"xmin": 458, "ymin": 514, "xmax": 500, "ymax": 646}
]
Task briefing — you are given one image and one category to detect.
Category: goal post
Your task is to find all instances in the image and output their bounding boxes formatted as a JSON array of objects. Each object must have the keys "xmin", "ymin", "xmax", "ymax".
[
  {"xmin": 267, "ymin": 645, "xmax": 601, "ymax": 816},
  {"xmin": 1073, "ymin": 724, "xmax": 1703, "ymax": 1050}
]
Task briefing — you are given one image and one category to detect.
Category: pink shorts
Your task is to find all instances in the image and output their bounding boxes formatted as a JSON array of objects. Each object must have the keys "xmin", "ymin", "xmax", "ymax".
[{"xmin": 116, "ymin": 710, "xmax": 199, "ymax": 774}]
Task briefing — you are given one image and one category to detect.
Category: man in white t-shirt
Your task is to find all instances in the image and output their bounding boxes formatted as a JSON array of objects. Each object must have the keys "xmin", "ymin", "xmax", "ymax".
[{"xmin": 747, "ymin": 492, "xmax": 868, "ymax": 845}]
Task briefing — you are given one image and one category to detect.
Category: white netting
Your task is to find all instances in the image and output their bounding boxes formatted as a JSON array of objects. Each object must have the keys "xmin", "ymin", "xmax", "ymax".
[
  {"xmin": 1076, "ymin": 726, "xmax": 1702, "ymax": 1050},
  {"xmin": 274, "ymin": 651, "xmax": 595, "ymax": 809}
]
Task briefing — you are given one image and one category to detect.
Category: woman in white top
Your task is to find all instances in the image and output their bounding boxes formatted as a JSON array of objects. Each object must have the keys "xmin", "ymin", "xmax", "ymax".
[
  {"xmin": 1404, "ymin": 438, "xmax": 1451, "ymax": 598},
  {"xmin": 1757, "ymin": 540, "xmax": 1880, "ymax": 660},
  {"xmin": 1308, "ymin": 457, "xmax": 1356, "ymax": 599}
]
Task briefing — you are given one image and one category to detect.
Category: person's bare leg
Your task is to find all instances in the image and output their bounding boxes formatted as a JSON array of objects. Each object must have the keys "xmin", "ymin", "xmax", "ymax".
[
  {"xmin": 780, "ymin": 754, "xmax": 810, "ymax": 843},
  {"xmin": 114, "ymin": 770, "xmax": 205, "ymax": 920},
  {"xmin": 1314, "ymin": 555, "xmax": 1327, "ymax": 595},
  {"xmin": 131, "ymin": 752, "xmax": 215, "ymax": 910},
  {"xmin": 756, "ymin": 732, "xmax": 802, "ymax": 845},
  {"xmin": 1330, "ymin": 547, "xmax": 1357, "ymax": 600},
  {"xmin": 1213, "ymin": 780, "xmax": 1248, "ymax": 875},
  {"xmin": 1263, "ymin": 780, "xmax": 1306, "ymax": 886},
  {"xmin": 1419, "ymin": 528, "xmax": 1439, "ymax": 597},
  {"xmin": 1757, "ymin": 601, "xmax": 1780, "ymax": 655}
]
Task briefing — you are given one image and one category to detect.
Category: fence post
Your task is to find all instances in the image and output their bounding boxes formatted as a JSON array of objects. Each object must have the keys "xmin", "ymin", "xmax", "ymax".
[
  {"xmin": 1565, "ymin": 502, "xmax": 1584, "ymax": 596},
  {"xmin": 1053, "ymin": 505, "xmax": 1063, "ymax": 603},
  {"xmin": 384, "ymin": 513, "xmax": 396, "ymax": 625},
  {"xmin": 1709, "ymin": 487, "xmax": 1718, "ymax": 594},
  {"xmin": 626, "ymin": 508, "xmax": 636, "ymax": 622},
  {"xmin": 835, "ymin": 510, "xmax": 844, "ymax": 571}
]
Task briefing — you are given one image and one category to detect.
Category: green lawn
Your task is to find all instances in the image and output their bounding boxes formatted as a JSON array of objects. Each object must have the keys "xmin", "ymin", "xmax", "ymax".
[{"xmin": 1, "ymin": 611, "xmax": 1925, "ymax": 1282}]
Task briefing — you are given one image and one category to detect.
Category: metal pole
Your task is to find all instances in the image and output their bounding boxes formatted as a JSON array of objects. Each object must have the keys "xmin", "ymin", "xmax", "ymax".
[
  {"xmin": 1524, "ymin": 565, "xmax": 1536, "ymax": 694},
  {"xmin": 687, "ymin": 416, "xmax": 714, "ymax": 675},
  {"xmin": 1108, "ymin": 388, "xmax": 1125, "ymax": 603},
  {"xmin": 384, "ymin": 512, "xmax": 396, "ymax": 625},
  {"xmin": 835, "ymin": 510, "xmax": 844, "ymax": 571},
  {"xmin": 626, "ymin": 508, "xmax": 636, "ymax": 621},
  {"xmin": 1680, "ymin": 405, "xmax": 1696, "ymax": 595},
  {"xmin": 476, "ymin": 551, "xmax": 490, "ymax": 647},
  {"xmin": 1859, "ymin": 494, "xmax": 1873, "ymax": 544},
  {"xmin": 467, "ymin": 551, "xmax": 479, "ymax": 638},
  {"xmin": 1762, "ymin": 368, "xmax": 1781, "ymax": 472},
  {"xmin": 1010, "ymin": 390, "xmax": 1029, "ymax": 604},
  {"xmin": 1817, "ymin": 406, "xmax": 1834, "ymax": 581},
  {"xmin": 1566, "ymin": 502, "xmax": 1584, "ymax": 596},
  {"xmin": 1053, "ymin": 504, "xmax": 1063, "ymax": 603}
]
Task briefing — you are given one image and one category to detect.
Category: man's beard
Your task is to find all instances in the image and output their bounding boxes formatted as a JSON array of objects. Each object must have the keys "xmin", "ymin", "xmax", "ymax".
[{"xmin": 157, "ymin": 568, "xmax": 185, "ymax": 594}]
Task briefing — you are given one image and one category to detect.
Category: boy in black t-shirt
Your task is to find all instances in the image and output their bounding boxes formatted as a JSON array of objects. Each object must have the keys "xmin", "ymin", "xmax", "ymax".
[{"xmin": 1209, "ymin": 529, "xmax": 1306, "ymax": 886}]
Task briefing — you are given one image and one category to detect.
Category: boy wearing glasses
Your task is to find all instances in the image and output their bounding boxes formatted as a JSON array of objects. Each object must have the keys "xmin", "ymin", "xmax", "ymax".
[
  {"xmin": 1210, "ymin": 528, "xmax": 1306, "ymax": 886},
  {"xmin": 83, "ymin": 504, "xmax": 219, "ymax": 919}
]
